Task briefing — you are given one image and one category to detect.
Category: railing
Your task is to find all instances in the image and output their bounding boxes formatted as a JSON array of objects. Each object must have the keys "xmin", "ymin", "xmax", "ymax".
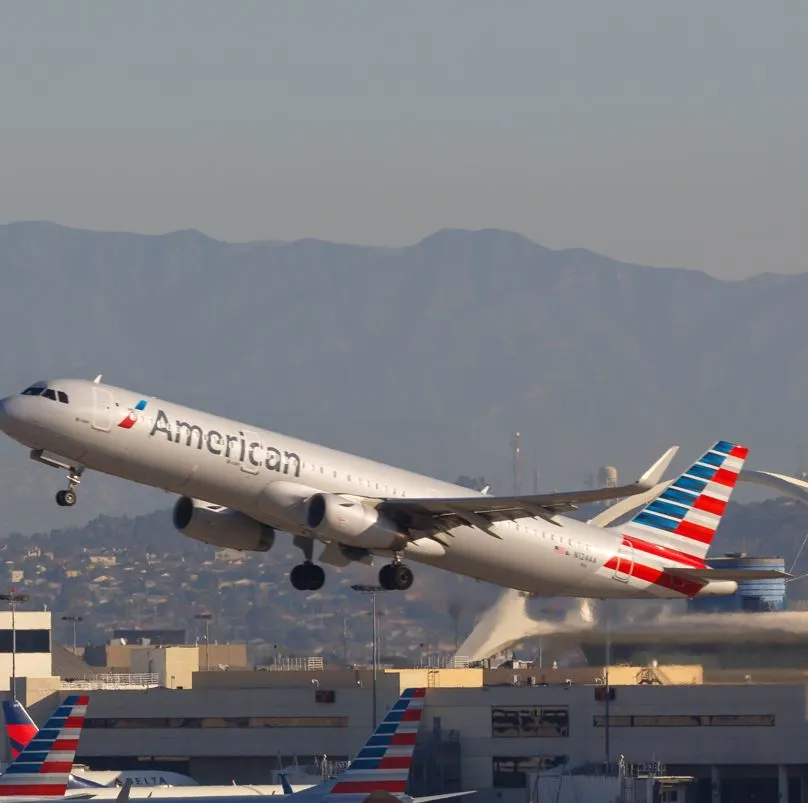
[
  {"xmin": 416, "ymin": 655, "xmax": 471, "ymax": 669},
  {"xmin": 59, "ymin": 673, "xmax": 161, "ymax": 689},
  {"xmin": 266, "ymin": 657, "xmax": 325, "ymax": 671}
]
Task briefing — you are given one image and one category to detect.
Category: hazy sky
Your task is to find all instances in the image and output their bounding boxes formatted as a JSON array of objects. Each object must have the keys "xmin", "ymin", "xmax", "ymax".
[{"xmin": 1, "ymin": 1, "xmax": 806, "ymax": 278}]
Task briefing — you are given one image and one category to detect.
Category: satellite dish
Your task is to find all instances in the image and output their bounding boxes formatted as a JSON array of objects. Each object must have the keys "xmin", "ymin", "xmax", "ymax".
[{"xmin": 93, "ymin": 374, "xmax": 103, "ymax": 384}]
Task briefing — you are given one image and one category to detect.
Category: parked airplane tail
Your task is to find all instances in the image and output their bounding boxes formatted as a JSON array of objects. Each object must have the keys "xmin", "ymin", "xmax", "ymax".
[
  {"xmin": 618, "ymin": 440, "xmax": 748, "ymax": 561},
  {"xmin": 328, "ymin": 688, "xmax": 426, "ymax": 797},
  {"xmin": 2, "ymin": 698, "xmax": 106, "ymax": 790},
  {"xmin": 0, "ymin": 694, "xmax": 89, "ymax": 796},
  {"xmin": 2, "ymin": 699, "xmax": 39, "ymax": 759},
  {"xmin": 278, "ymin": 772, "xmax": 294, "ymax": 795},
  {"xmin": 323, "ymin": 689, "xmax": 473, "ymax": 803}
]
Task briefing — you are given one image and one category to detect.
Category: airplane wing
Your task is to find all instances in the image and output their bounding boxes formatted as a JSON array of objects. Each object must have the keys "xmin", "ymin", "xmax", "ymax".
[
  {"xmin": 378, "ymin": 447, "xmax": 679, "ymax": 534},
  {"xmin": 664, "ymin": 567, "xmax": 792, "ymax": 582}
]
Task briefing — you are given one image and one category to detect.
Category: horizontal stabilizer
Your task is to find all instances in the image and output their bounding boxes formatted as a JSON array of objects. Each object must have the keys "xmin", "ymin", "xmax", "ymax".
[{"xmin": 664, "ymin": 567, "xmax": 791, "ymax": 582}]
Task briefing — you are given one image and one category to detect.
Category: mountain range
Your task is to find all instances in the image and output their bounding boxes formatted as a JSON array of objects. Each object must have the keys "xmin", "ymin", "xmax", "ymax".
[{"xmin": 2, "ymin": 221, "xmax": 808, "ymax": 537}]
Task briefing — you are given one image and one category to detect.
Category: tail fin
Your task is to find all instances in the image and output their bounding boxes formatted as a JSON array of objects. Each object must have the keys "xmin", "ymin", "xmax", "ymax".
[
  {"xmin": 278, "ymin": 772, "xmax": 293, "ymax": 795},
  {"xmin": 0, "ymin": 694, "xmax": 89, "ymax": 797},
  {"xmin": 328, "ymin": 688, "xmax": 426, "ymax": 796},
  {"xmin": 2, "ymin": 699, "xmax": 39, "ymax": 759},
  {"xmin": 619, "ymin": 440, "xmax": 748, "ymax": 560}
]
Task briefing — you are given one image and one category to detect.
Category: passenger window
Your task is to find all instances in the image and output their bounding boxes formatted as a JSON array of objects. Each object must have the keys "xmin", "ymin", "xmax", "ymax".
[
  {"xmin": 42, "ymin": 389, "xmax": 57, "ymax": 401},
  {"xmin": 57, "ymin": 392, "xmax": 69, "ymax": 404}
]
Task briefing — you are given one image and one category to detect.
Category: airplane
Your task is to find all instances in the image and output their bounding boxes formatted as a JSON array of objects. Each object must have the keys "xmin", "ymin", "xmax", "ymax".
[
  {"xmin": 0, "ymin": 693, "xmax": 89, "ymax": 798},
  {"xmin": 1, "ymin": 700, "xmax": 312, "ymax": 799},
  {"xmin": 0, "ymin": 377, "xmax": 787, "ymax": 598}
]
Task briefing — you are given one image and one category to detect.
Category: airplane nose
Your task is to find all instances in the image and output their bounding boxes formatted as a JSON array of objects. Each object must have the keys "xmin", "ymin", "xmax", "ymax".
[{"xmin": 0, "ymin": 396, "xmax": 20, "ymax": 434}]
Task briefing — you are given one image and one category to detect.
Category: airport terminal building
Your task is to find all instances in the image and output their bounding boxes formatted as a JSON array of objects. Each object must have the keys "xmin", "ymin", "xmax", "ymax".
[
  {"xmin": 5, "ymin": 612, "xmax": 808, "ymax": 803},
  {"xmin": 8, "ymin": 660, "xmax": 808, "ymax": 803}
]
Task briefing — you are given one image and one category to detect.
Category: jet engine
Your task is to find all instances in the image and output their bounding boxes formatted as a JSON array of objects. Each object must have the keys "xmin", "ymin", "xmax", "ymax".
[
  {"xmin": 306, "ymin": 493, "xmax": 409, "ymax": 550},
  {"xmin": 172, "ymin": 497, "xmax": 275, "ymax": 552}
]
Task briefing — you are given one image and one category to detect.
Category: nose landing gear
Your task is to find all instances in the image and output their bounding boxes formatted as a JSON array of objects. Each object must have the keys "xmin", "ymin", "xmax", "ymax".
[
  {"xmin": 55, "ymin": 467, "xmax": 83, "ymax": 507},
  {"xmin": 56, "ymin": 489, "xmax": 76, "ymax": 507}
]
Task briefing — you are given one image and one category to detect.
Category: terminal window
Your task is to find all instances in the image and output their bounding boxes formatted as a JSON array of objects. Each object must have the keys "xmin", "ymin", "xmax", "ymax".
[
  {"xmin": 592, "ymin": 714, "xmax": 775, "ymax": 728},
  {"xmin": 83, "ymin": 716, "xmax": 349, "ymax": 729},
  {"xmin": 0, "ymin": 629, "xmax": 50, "ymax": 653},
  {"xmin": 492, "ymin": 756, "xmax": 567, "ymax": 788},
  {"xmin": 491, "ymin": 706, "xmax": 569, "ymax": 738}
]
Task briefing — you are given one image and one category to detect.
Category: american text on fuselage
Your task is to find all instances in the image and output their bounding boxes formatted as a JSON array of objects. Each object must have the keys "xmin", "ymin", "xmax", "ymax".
[{"xmin": 150, "ymin": 409, "xmax": 302, "ymax": 477}]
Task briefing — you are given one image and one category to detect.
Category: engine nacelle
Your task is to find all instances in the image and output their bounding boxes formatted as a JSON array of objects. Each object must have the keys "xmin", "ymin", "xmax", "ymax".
[
  {"xmin": 306, "ymin": 493, "xmax": 408, "ymax": 550},
  {"xmin": 173, "ymin": 497, "xmax": 275, "ymax": 552}
]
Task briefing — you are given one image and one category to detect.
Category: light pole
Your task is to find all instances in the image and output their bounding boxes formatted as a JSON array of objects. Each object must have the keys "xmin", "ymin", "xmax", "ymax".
[
  {"xmin": 351, "ymin": 584, "xmax": 384, "ymax": 729},
  {"xmin": 195, "ymin": 613, "xmax": 212, "ymax": 670},
  {"xmin": 61, "ymin": 614, "xmax": 83, "ymax": 654},
  {"xmin": 603, "ymin": 603, "xmax": 612, "ymax": 772},
  {"xmin": 1, "ymin": 590, "xmax": 30, "ymax": 701}
]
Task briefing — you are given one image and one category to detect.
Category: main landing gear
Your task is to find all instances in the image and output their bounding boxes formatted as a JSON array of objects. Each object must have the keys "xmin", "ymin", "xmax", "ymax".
[
  {"xmin": 56, "ymin": 467, "xmax": 84, "ymax": 507},
  {"xmin": 290, "ymin": 535, "xmax": 326, "ymax": 591},
  {"xmin": 290, "ymin": 562, "xmax": 326, "ymax": 591},
  {"xmin": 379, "ymin": 560, "xmax": 414, "ymax": 591}
]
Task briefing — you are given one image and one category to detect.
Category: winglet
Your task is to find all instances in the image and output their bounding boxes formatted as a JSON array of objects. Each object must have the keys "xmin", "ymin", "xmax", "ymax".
[
  {"xmin": 93, "ymin": 375, "xmax": 102, "ymax": 384},
  {"xmin": 637, "ymin": 446, "xmax": 679, "ymax": 490}
]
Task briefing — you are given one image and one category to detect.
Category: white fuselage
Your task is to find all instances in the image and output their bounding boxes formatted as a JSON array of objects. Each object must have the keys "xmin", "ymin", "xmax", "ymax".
[
  {"xmin": 0, "ymin": 379, "xmax": 729, "ymax": 599},
  {"xmin": 63, "ymin": 785, "xmax": 313, "ymax": 799}
]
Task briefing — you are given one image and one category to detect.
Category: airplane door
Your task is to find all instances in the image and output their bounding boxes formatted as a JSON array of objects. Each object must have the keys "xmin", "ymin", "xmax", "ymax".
[
  {"xmin": 92, "ymin": 388, "xmax": 114, "ymax": 432},
  {"xmin": 612, "ymin": 541, "xmax": 634, "ymax": 583}
]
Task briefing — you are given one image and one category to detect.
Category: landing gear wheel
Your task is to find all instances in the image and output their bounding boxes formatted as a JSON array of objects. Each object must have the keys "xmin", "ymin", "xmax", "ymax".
[
  {"xmin": 307, "ymin": 564, "xmax": 326, "ymax": 591},
  {"xmin": 290, "ymin": 562, "xmax": 326, "ymax": 591},
  {"xmin": 56, "ymin": 489, "xmax": 76, "ymax": 507},
  {"xmin": 379, "ymin": 564, "xmax": 395, "ymax": 590},
  {"xmin": 379, "ymin": 562, "xmax": 414, "ymax": 591}
]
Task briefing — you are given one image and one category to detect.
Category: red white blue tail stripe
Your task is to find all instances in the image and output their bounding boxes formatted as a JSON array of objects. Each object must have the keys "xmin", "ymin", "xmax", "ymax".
[
  {"xmin": 0, "ymin": 694, "xmax": 89, "ymax": 797},
  {"xmin": 327, "ymin": 688, "xmax": 425, "ymax": 797},
  {"xmin": 620, "ymin": 440, "xmax": 748, "ymax": 560}
]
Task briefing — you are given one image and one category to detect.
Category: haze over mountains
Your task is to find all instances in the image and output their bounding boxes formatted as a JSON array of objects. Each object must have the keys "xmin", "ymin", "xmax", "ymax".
[{"xmin": 2, "ymin": 220, "xmax": 808, "ymax": 537}]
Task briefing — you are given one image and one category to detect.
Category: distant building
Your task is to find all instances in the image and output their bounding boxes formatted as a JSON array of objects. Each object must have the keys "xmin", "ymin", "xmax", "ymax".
[{"xmin": 112, "ymin": 628, "xmax": 186, "ymax": 646}]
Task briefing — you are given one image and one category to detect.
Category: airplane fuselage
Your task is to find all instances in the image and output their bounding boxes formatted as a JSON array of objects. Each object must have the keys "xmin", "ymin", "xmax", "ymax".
[{"xmin": 0, "ymin": 379, "xmax": 733, "ymax": 599}]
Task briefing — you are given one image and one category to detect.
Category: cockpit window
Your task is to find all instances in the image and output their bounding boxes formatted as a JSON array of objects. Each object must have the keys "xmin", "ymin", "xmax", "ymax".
[{"xmin": 20, "ymin": 384, "xmax": 69, "ymax": 403}]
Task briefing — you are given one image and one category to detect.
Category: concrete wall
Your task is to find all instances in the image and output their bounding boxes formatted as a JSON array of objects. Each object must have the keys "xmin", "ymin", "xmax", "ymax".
[{"xmin": 131, "ymin": 646, "xmax": 200, "ymax": 689}]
